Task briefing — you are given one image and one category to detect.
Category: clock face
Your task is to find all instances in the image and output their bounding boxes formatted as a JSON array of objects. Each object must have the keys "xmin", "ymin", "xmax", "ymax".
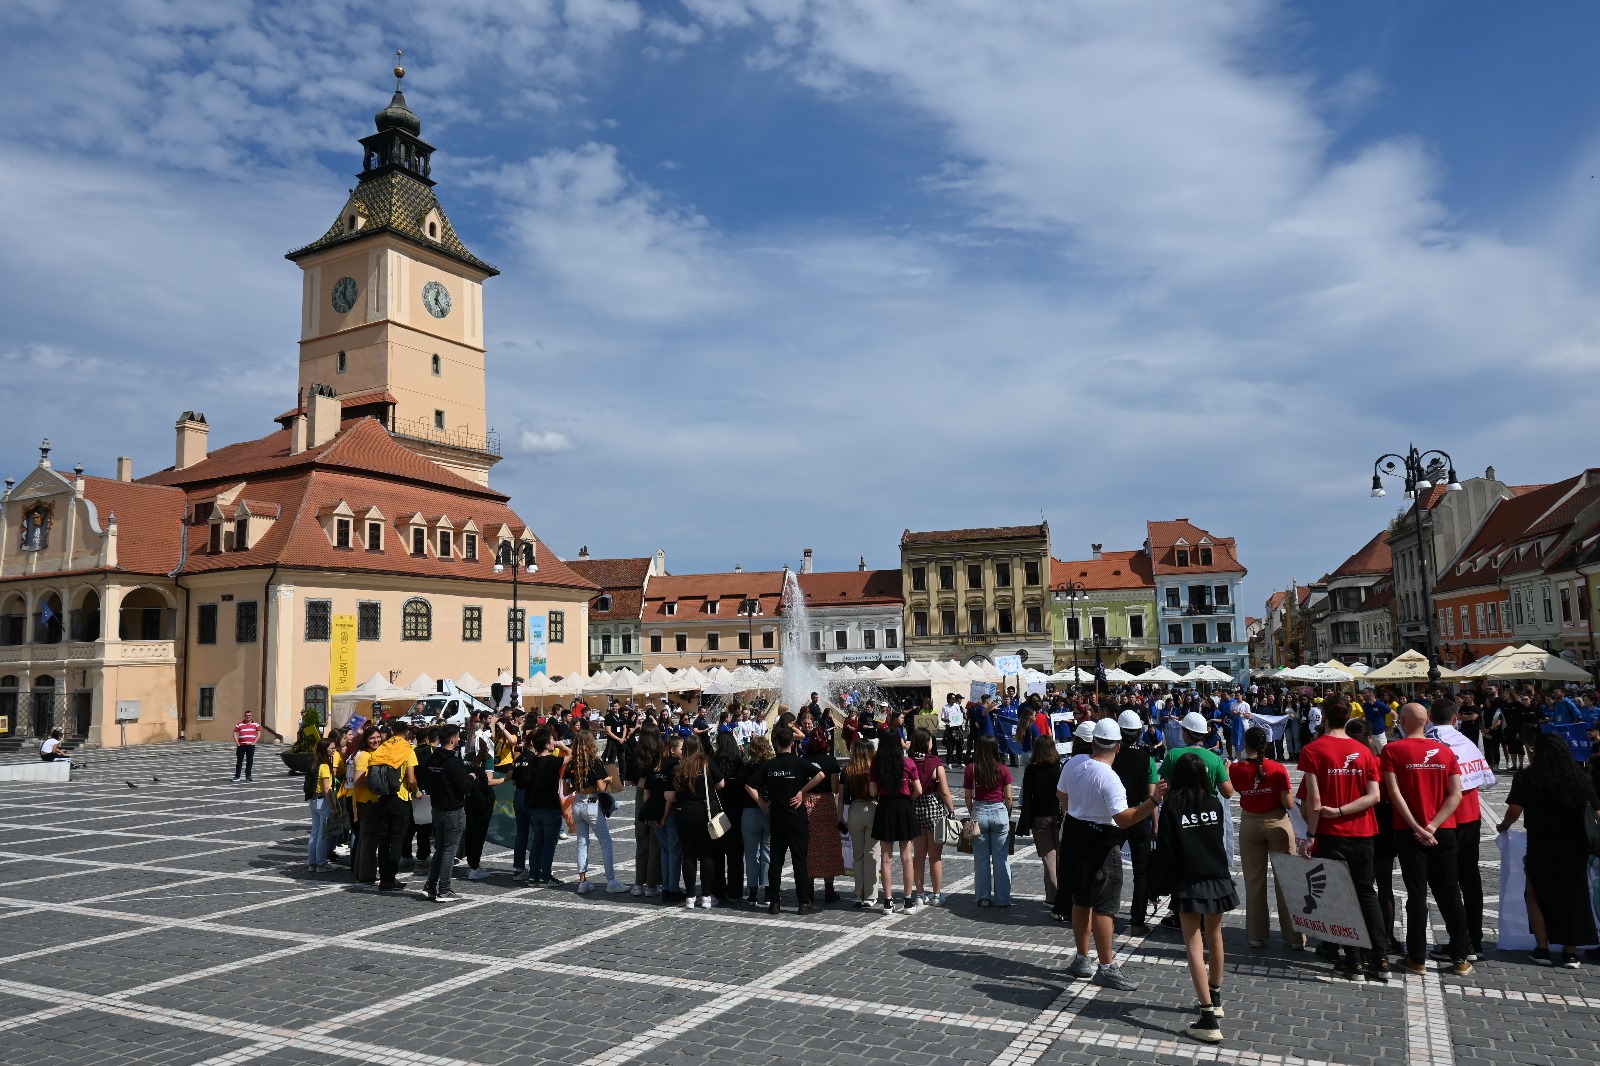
[
  {"xmin": 330, "ymin": 276, "xmax": 359, "ymax": 315},
  {"xmin": 422, "ymin": 280, "xmax": 452, "ymax": 318}
]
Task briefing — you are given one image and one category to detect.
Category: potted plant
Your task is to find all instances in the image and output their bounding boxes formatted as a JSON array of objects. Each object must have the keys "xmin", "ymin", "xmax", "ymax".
[{"xmin": 280, "ymin": 707, "xmax": 322, "ymax": 775}]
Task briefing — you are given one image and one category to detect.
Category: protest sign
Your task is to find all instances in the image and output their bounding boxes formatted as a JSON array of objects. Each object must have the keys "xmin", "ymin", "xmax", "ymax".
[{"xmin": 1269, "ymin": 852, "xmax": 1372, "ymax": 948}]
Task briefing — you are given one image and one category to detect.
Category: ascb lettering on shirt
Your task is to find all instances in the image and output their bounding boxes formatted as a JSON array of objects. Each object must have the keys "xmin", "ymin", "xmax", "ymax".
[{"xmin": 1180, "ymin": 810, "xmax": 1221, "ymax": 827}]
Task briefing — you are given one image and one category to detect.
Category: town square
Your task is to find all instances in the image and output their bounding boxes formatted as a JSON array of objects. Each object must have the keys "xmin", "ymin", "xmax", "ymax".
[{"xmin": 2, "ymin": 4, "xmax": 1600, "ymax": 1066}]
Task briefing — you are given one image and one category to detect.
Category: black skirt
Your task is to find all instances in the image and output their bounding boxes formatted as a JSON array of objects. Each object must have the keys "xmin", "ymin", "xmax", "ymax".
[
  {"xmin": 1174, "ymin": 876, "xmax": 1239, "ymax": 915},
  {"xmin": 872, "ymin": 795, "xmax": 918, "ymax": 842}
]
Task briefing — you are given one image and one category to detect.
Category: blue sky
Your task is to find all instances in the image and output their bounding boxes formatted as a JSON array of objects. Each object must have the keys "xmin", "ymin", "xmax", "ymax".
[{"xmin": 3, "ymin": 0, "xmax": 1599, "ymax": 614}]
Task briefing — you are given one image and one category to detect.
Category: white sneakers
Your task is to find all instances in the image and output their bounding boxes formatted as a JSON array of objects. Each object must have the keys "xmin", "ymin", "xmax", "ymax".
[
  {"xmin": 686, "ymin": 896, "xmax": 701, "ymax": 909},
  {"xmin": 467, "ymin": 868, "xmax": 492, "ymax": 881},
  {"xmin": 702, "ymin": 896, "xmax": 719, "ymax": 908},
  {"xmin": 607, "ymin": 881, "xmax": 631, "ymax": 894},
  {"xmin": 629, "ymin": 884, "xmax": 645, "ymax": 896}
]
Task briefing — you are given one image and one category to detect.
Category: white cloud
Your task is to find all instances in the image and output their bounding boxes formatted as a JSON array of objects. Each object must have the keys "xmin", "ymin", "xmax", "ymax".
[{"xmin": 518, "ymin": 429, "xmax": 577, "ymax": 454}]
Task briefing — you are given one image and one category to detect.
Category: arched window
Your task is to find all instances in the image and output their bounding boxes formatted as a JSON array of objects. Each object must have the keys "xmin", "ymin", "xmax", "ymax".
[
  {"xmin": 402, "ymin": 598, "xmax": 432, "ymax": 641},
  {"xmin": 431, "ymin": 354, "xmax": 441, "ymax": 376},
  {"xmin": 303, "ymin": 685, "xmax": 329, "ymax": 724}
]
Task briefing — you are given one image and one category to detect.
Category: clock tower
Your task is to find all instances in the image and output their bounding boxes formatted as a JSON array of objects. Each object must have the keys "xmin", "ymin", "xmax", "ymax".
[{"xmin": 286, "ymin": 61, "xmax": 501, "ymax": 485}]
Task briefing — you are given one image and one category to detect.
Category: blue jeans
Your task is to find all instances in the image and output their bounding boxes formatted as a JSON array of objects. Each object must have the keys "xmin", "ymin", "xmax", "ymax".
[
  {"xmin": 306, "ymin": 798, "xmax": 329, "ymax": 865},
  {"xmin": 513, "ymin": 789, "xmax": 531, "ymax": 872},
  {"xmin": 573, "ymin": 796, "xmax": 616, "ymax": 882},
  {"xmin": 741, "ymin": 806, "xmax": 771, "ymax": 889},
  {"xmin": 528, "ymin": 807, "xmax": 562, "ymax": 880},
  {"xmin": 654, "ymin": 819, "xmax": 683, "ymax": 895},
  {"xmin": 972, "ymin": 801, "xmax": 1012, "ymax": 905}
]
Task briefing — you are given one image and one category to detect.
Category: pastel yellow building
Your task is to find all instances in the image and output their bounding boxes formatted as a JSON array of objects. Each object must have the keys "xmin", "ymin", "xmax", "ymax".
[{"xmin": 0, "ymin": 73, "xmax": 594, "ymax": 751}]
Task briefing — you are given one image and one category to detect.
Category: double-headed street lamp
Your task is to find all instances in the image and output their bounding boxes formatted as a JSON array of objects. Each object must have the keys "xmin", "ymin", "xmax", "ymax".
[
  {"xmin": 1371, "ymin": 445, "xmax": 1461, "ymax": 684},
  {"xmin": 494, "ymin": 540, "xmax": 538, "ymax": 709},
  {"xmin": 1052, "ymin": 581, "xmax": 1085, "ymax": 686}
]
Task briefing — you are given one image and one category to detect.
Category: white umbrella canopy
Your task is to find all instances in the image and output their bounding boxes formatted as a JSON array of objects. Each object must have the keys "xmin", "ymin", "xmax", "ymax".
[
  {"xmin": 1048, "ymin": 666, "xmax": 1095, "ymax": 684},
  {"xmin": 1138, "ymin": 666, "xmax": 1185, "ymax": 684},
  {"xmin": 1103, "ymin": 668, "xmax": 1139, "ymax": 684},
  {"xmin": 1483, "ymin": 645, "xmax": 1592, "ymax": 682},
  {"xmin": 1182, "ymin": 665, "xmax": 1235, "ymax": 683},
  {"xmin": 452, "ymin": 671, "xmax": 491, "ymax": 699},
  {"xmin": 1363, "ymin": 649, "xmax": 1457, "ymax": 683}
]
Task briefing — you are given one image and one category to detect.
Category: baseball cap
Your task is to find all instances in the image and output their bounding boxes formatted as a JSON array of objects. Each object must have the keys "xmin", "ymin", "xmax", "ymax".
[
  {"xmin": 1093, "ymin": 719, "xmax": 1122, "ymax": 743},
  {"xmin": 1116, "ymin": 710, "xmax": 1143, "ymax": 731},
  {"xmin": 1180, "ymin": 711, "xmax": 1210, "ymax": 734},
  {"xmin": 1074, "ymin": 720, "xmax": 1096, "ymax": 743}
]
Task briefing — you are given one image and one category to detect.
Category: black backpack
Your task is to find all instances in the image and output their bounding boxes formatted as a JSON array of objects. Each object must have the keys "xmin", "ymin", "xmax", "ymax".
[{"xmin": 367, "ymin": 761, "xmax": 400, "ymax": 798}]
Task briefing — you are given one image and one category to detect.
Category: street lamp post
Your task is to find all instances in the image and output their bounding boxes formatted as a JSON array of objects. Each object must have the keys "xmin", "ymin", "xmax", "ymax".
[
  {"xmin": 1053, "ymin": 581, "xmax": 1085, "ymax": 688},
  {"xmin": 1371, "ymin": 445, "xmax": 1461, "ymax": 684},
  {"xmin": 494, "ymin": 540, "xmax": 538, "ymax": 710}
]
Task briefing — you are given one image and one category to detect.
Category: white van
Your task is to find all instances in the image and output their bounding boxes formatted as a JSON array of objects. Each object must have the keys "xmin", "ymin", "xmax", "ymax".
[{"xmin": 401, "ymin": 680, "xmax": 497, "ymax": 727}]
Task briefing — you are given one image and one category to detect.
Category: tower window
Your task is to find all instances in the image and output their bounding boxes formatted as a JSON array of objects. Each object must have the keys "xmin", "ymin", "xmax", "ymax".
[
  {"xmin": 336, "ymin": 351, "xmax": 347, "ymax": 374},
  {"xmin": 431, "ymin": 354, "xmax": 441, "ymax": 376},
  {"xmin": 434, "ymin": 409, "xmax": 445, "ymax": 430},
  {"xmin": 346, "ymin": 215, "xmax": 356, "ymax": 230},
  {"xmin": 428, "ymin": 221, "xmax": 438, "ymax": 237}
]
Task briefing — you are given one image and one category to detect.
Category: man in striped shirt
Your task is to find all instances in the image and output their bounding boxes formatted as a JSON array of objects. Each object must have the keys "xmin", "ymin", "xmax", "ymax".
[{"xmin": 233, "ymin": 711, "xmax": 261, "ymax": 782}]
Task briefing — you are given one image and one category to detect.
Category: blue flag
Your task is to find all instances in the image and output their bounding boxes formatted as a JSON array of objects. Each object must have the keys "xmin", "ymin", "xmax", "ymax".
[{"xmin": 39, "ymin": 602, "xmax": 55, "ymax": 627}]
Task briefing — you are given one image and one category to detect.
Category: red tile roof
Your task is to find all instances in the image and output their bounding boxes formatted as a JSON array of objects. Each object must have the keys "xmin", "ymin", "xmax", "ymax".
[
  {"xmin": 902, "ymin": 524, "xmax": 1048, "ymax": 546},
  {"xmin": 141, "ymin": 417, "xmax": 503, "ymax": 501},
  {"xmin": 568, "ymin": 557, "xmax": 654, "ymax": 620},
  {"xmin": 273, "ymin": 392, "xmax": 400, "ymax": 425},
  {"xmin": 642, "ymin": 571, "xmax": 786, "ymax": 622},
  {"xmin": 1145, "ymin": 520, "xmax": 1245, "ymax": 576},
  {"xmin": 1267, "ymin": 591, "xmax": 1288, "ymax": 611},
  {"xmin": 1433, "ymin": 476, "xmax": 1583, "ymax": 595},
  {"xmin": 1329, "ymin": 530, "xmax": 1391, "ymax": 579},
  {"xmin": 1049, "ymin": 551, "xmax": 1154, "ymax": 592},
  {"xmin": 81, "ymin": 477, "xmax": 189, "ymax": 575},
  {"xmin": 798, "ymin": 569, "xmax": 903, "ymax": 607}
]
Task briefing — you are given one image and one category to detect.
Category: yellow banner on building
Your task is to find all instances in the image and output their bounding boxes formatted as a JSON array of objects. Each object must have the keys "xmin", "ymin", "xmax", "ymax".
[{"xmin": 330, "ymin": 613, "xmax": 358, "ymax": 694}]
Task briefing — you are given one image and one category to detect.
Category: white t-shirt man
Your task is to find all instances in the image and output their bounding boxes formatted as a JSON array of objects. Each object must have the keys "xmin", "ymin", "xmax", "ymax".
[
  {"xmin": 39, "ymin": 736, "xmax": 64, "ymax": 759},
  {"xmin": 1058, "ymin": 755, "xmax": 1127, "ymax": 825},
  {"xmin": 940, "ymin": 700, "xmax": 965, "ymax": 729}
]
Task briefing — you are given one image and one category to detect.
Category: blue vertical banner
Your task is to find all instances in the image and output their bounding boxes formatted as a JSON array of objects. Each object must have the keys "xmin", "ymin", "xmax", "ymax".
[
  {"xmin": 528, "ymin": 614, "xmax": 548, "ymax": 677},
  {"xmin": 1542, "ymin": 722, "xmax": 1592, "ymax": 764}
]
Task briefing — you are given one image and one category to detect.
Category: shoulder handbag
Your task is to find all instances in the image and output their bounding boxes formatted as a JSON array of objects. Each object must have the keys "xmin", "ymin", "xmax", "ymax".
[
  {"xmin": 599, "ymin": 789, "xmax": 616, "ymax": 819},
  {"xmin": 941, "ymin": 814, "xmax": 963, "ymax": 848},
  {"xmin": 705, "ymin": 764, "xmax": 732, "ymax": 840},
  {"xmin": 956, "ymin": 816, "xmax": 981, "ymax": 854}
]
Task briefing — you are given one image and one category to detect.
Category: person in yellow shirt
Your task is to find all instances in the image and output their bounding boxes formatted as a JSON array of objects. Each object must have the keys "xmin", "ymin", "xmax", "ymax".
[
  {"xmin": 360, "ymin": 723, "xmax": 420, "ymax": 891},
  {"xmin": 349, "ymin": 729, "xmax": 383, "ymax": 882}
]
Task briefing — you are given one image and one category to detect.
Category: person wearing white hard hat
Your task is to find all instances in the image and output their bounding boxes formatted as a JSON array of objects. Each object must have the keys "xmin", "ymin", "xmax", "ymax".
[
  {"xmin": 1058, "ymin": 716, "xmax": 1168, "ymax": 991},
  {"xmin": 1048, "ymin": 718, "xmax": 1102, "ymax": 922},
  {"xmin": 1112, "ymin": 709, "xmax": 1160, "ymax": 935}
]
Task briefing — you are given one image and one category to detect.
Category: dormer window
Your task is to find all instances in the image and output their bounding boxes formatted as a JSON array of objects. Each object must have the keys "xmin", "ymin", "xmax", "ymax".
[
  {"xmin": 663, "ymin": 602, "xmax": 677, "ymax": 616},
  {"xmin": 209, "ymin": 524, "xmax": 223, "ymax": 553},
  {"xmin": 438, "ymin": 530, "xmax": 452, "ymax": 558},
  {"xmin": 464, "ymin": 532, "xmax": 478, "ymax": 562},
  {"xmin": 707, "ymin": 600, "xmax": 720, "ymax": 615},
  {"xmin": 429, "ymin": 221, "xmax": 438, "ymax": 237},
  {"xmin": 367, "ymin": 521, "xmax": 383, "ymax": 551},
  {"xmin": 335, "ymin": 518, "xmax": 352, "ymax": 549},
  {"xmin": 412, "ymin": 528, "xmax": 426, "ymax": 556},
  {"xmin": 1176, "ymin": 548, "xmax": 1189, "ymax": 567},
  {"xmin": 1198, "ymin": 547, "xmax": 1213, "ymax": 566},
  {"xmin": 596, "ymin": 595, "xmax": 612, "ymax": 612},
  {"xmin": 234, "ymin": 518, "xmax": 250, "ymax": 551},
  {"xmin": 423, "ymin": 207, "xmax": 442, "ymax": 242}
]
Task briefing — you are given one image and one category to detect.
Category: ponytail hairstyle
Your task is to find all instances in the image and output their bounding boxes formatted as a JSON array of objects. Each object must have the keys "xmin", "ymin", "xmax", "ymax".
[{"xmin": 1243, "ymin": 726, "xmax": 1269, "ymax": 788}]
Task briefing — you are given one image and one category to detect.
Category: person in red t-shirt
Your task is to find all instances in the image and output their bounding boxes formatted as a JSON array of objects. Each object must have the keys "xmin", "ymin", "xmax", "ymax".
[
  {"xmin": 1382, "ymin": 703, "xmax": 1471, "ymax": 975},
  {"xmin": 233, "ymin": 711, "xmax": 262, "ymax": 782},
  {"xmin": 1229, "ymin": 727, "xmax": 1303, "ymax": 950},
  {"xmin": 1296, "ymin": 693, "xmax": 1389, "ymax": 980}
]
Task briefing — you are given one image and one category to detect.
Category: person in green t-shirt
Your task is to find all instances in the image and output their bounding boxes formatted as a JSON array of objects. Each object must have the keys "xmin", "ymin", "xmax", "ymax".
[{"xmin": 1158, "ymin": 712, "xmax": 1236, "ymax": 799}]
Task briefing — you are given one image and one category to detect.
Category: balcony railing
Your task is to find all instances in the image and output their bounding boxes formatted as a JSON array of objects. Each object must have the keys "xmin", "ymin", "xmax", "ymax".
[{"xmin": 390, "ymin": 418, "xmax": 502, "ymax": 457}]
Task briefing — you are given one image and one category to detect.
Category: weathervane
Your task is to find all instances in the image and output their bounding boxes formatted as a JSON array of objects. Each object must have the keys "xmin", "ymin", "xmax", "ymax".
[{"xmin": 394, "ymin": 49, "xmax": 405, "ymax": 89}]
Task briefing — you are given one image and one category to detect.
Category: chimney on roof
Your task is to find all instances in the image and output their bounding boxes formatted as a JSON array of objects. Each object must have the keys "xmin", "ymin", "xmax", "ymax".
[
  {"xmin": 651, "ymin": 548, "xmax": 667, "ymax": 577},
  {"xmin": 306, "ymin": 384, "xmax": 340, "ymax": 448},
  {"xmin": 289, "ymin": 412, "xmax": 308, "ymax": 455},
  {"xmin": 801, "ymin": 548, "xmax": 813, "ymax": 574},
  {"xmin": 115, "ymin": 456, "xmax": 132, "ymax": 482},
  {"xmin": 859, "ymin": 555, "xmax": 866, "ymax": 572},
  {"xmin": 578, "ymin": 545, "xmax": 590, "ymax": 560},
  {"xmin": 1091, "ymin": 543, "xmax": 1103, "ymax": 561},
  {"xmin": 1486, "ymin": 465, "xmax": 1496, "ymax": 481},
  {"xmin": 175, "ymin": 412, "xmax": 209, "ymax": 470}
]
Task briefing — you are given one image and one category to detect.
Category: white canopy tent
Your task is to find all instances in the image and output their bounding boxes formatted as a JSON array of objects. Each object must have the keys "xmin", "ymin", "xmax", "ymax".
[
  {"xmin": 452, "ymin": 672, "xmax": 491, "ymax": 699},
  {"xmin": 329, "ymin": 672, "xmax": 413, "ymax": 726},
  {"xmin": 405, "ymin": 673, "xmax": 436, "ymax": 696}
]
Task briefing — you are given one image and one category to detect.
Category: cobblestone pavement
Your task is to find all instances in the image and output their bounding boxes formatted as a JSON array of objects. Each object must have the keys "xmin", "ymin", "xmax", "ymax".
[{"xmin": 0, "ymin": 743, "xmax": 1595, "ymax": 1066}]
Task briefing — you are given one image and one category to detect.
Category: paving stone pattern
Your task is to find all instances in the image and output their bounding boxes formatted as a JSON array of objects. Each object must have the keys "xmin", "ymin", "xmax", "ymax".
[{"xmin": 0, "ymin": 741, "xmax": 1593, "ymax": 1066}]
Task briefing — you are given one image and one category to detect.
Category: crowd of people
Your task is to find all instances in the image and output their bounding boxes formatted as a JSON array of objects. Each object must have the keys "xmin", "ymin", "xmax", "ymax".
[{"xmin": 295, "ymin": 680, "xmax": 1600, "ymax": 1047}]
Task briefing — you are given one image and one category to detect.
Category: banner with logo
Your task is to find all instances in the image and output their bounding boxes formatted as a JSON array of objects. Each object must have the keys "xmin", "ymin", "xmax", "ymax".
[
  {"xmin": 993, "ymin": 654, "xmax": 1023, "ymax": 676},
  {"xmin": 1542, "ymin": 722, "xmax": 1594, "ymax": 765},
  {"xmin": 1244, "ymin": 710, "xmax": 1293, "ymax": 743},
  {"xmin": 1426, "ymin": 723, "xmax": 1495, "ymax": 791},
  {"xmin": 528, "ymin": 614, "xmax": 548, "ymax": 677},
  {"xmin": 329, "ymin": 613, "xmax": 358, "ymax": 694},
  {"xmin": 1269, "ymin": 853, "xmax": 1372, "ymax": 948}
]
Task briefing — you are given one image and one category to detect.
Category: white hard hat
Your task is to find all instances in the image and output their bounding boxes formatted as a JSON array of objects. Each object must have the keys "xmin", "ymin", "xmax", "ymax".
[
  {"xmin": 1116, "ymin": 710, "xmax": 1143, "ymax": 731},
  {"xmin": 1093, "ymin": 718, "xmax": 1123, "ymax": 743},
  {"xmin": 1180, "ymin": 711, "xmax": 1210, "ymax": 734},
  {"xmin": 1074, "ymin": 720, "xmax": 1096, "ymax": 743}
]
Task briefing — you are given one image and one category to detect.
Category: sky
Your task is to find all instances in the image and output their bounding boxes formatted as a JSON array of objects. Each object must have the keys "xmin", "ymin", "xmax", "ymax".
[{"xmin": 3, "ymin": 0, "xmax": 1600, "ymax": 615}]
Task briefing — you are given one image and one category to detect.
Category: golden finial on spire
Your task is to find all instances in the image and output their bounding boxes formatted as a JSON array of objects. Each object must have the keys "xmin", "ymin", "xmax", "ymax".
[{"xmin": 393, "ymin": 49, "xmax": 405, "ymax": 88}]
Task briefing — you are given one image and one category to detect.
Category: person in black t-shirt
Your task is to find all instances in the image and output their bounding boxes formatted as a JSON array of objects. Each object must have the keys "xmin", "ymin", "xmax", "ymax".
[
  {"xmin": 1111, "ymin": 714, "xmax": 1159, "ymax": 933},
  {"xmin": 645, "ymin": 734, "xmax": 686, "ymax": 902},
  {"xmin": 523, "ymin": 727, "xmax": 568, "ymax": 885},
  {"xmin": 745, "ymin": 724, "xmax": 824, "ymax": 914}
]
